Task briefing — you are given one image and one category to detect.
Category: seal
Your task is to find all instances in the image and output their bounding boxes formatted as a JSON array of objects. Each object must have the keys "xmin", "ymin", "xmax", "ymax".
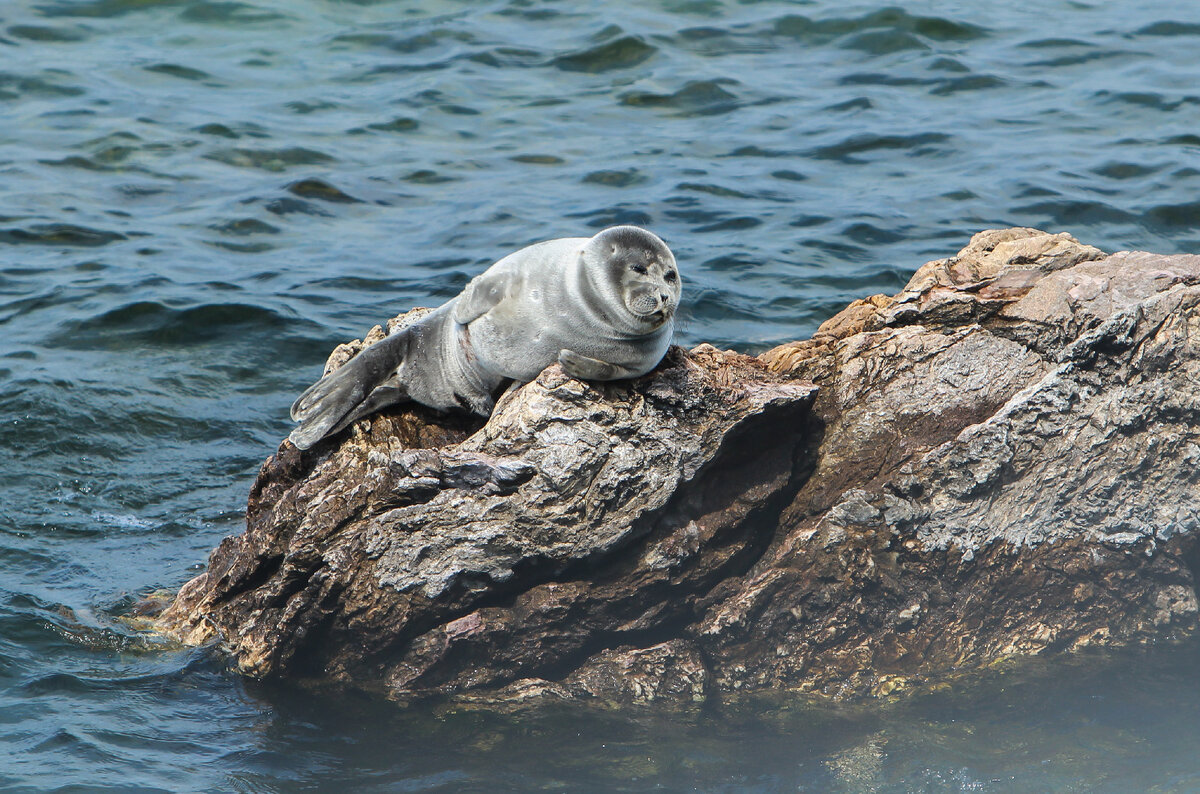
[{"xmin": 288, "ymin": 225, "xmax": 681, "ymax": 449}]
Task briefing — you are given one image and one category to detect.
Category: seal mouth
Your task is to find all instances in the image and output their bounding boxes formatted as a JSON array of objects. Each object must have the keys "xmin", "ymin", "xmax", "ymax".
[
  {"xmin": 639, "ymin": 308, "xmax": 668, "ymax": 326},
  {"xmin": 627, "ymin": 290, "xmax": 672, "ymax": 325}
]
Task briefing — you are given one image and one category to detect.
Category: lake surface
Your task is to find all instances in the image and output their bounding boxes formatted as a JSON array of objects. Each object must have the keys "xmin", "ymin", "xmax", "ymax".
[{"xmin": 3, "ymin": 0, "xmax": 1200, "ymax": 790}]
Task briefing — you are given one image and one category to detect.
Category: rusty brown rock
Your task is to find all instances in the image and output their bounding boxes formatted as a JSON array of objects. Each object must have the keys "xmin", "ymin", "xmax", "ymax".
[
  {"xmin": 158, "ymin": 340, "xmax": 817, "ymax": 700},
  {"xmin": 159, "ymin": 228, "xmax": 1200, "ymax": 705}
]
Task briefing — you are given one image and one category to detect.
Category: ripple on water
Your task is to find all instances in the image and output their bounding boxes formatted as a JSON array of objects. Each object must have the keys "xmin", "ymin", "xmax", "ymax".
[
  {"xmin": 41, "ymin": 153, "xmax": 131, "ymax": 172},
  {"xmin": 1092, "ymin": 161, "xmax": 1165, "ymax": 180},
  {"xmin": 0, "ymin": 285, "xmax": 71, "ymax": 326},
  {"xmin": 1096, "ymin": 90, "xmax": 1200, "ymax": 112},
  {"xmin": 142, "ymin": 63, "xmax": 215, "ymax": 82},
  {"xmin": 929, "ymin": 74, "xmax": 1006, "ymax": 96},
  {"xmin": 840, "ymin": 29, "xmax": 929, "ymax": 54},
  {"xmin": 286, "ymin": 178, "xmax": 362, "ymax": 204},
  {"xmin": 582, "ymin": 168, "xmax": 647, "ymax": 188},
  {"xmin": 208, "ymin": 218, "xmax": 280, "ymax": 236},
  {"xmin": 670, "ymin": 26, "xmax": 773, "ymax": 57},
  {"xmin": 1144, "ymin": 200, "xmax": 1200, "ymax": 230},
  {"xmin": 620, "ymin": 80, "xmax": 742, "ymax": 116},
  {"xmin": 359, "ymin": 58, "xmax": 460, "ymax": 79},
  {"xmin": 385, "ymin": 29, "xmax": 476, "ymax": 55},
  {"xmin": 192, "ymin": 121, "xmax": 267, "ymax": 139},
  {"xmin": 33, "ymin": 0, "xmax": 180, "ymax": 18},
  {"xmin": 1162, "ymin": 133, "xmax": 1200, "ymax": 147},
  {"xmin": 203, "ymin": 147, "xmax": 335, "ymax": 172},
  {"xmin": 843, "ymin": 222, "xmax": 906, "ymax": 245},
  {"xmin": 797, "ymin": 237, "xmax": 870, "ymax": 262},
  {"xmin": 467, "ymin": 46, "xmax": 544, "ymax": 69},
  {"xmin": 1028, "ymin": 49, "xmax": 1143, "ymax": 69},
  {"xmin": 694, "ymin": 216, "xmax": 761, "ymax": 233},
  {"xmin": 208, "ymin": 240, "xmax": 274, "ymax": 254},
  {"xmin": 807, "ymin": 132, "xmax": 953, "ymax": 163},
  {"xmin": 5, "ymin": 24, "xmax": 89, "ymax": 42},
  {"xmin": 686, "ymin": 288, "xmax": 772, "ymax": 341},
  {"xmin": 722, "ymin": 144, "xmax": 793, "ymax": 158},
  {"xmin": 838, "ymin": 72, "xmax": 937, "ymax": 88},
  {"xmin": 0, "ymin": 71, "xmax": 85, "ymax": 99},
  {"xmin": 789, "ymin": 214, "xmax": 832, "ymax": 228},
  {"xmin": 1135, "ymin": 21, "xmax": 1200, "ymax": 37},
  {"xmin": 38, "ymin": 134, "xmax": 193, "ymax": 176},
  {"xmin": 675, "ymin": 182, "xmax": 757, "ymax": 200},
  {"xmin": 825, "ymin": 95, "xmax": 873, "ymax": 113},
  {"xmin": 771, "ymin": 9, "xmax": 987, "ymax": 45},
  {"xmin": 264, "ymin": 197, "xmax": 332, "ymax": 217},
  {"xmin": 552, "ymin": 35, "xmax": 657, "ymax": 73},
  {"xmin": 1015, "ymin": 199, "xmax": 1138, "ymax": 228},
  {"xmin": 178, "ymin": 0, "xmax": 288, "ymax": 25},
  {"xmin": 50, "ymin": 301, "xmax": 298, "ymax": 350},
  {"xmin": 286, "ymin": 99, "xmax": 340, "ymax": 115},
  {"xmin": 402, "ymin": 169, "xmax": 456, "ymax": 184},
  {"xmin": 566, "ymin": 205, "xmax": 654, "ymax": 229},
  {"xmin": 928, "ymin": 56, "xmax": 970, "ymax": 73},
  {"xmin": 510, "ymin": 154, "xmax": 564, "ymax": 165},
  {"xmin": 0, "ymin": 224, "xmax": 126, "ymax": 247},
  {"xmin": 364, "ymin": 117, "xmax": 420, "ymax": 134},
  {"xmin": 699, "ymin": 253, "xmax": 762, "ymax": 273}
]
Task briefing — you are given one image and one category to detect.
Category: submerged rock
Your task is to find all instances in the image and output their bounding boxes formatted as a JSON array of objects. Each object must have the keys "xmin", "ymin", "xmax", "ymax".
[{"xmin": 158, "ymin": 228, "xmax": 1200, "ymax": 704}]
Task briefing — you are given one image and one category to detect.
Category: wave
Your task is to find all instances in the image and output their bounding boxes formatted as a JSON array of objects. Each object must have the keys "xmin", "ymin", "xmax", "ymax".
[
  {"xmin": 807, "ymin": 132, "xmax": 953, "ymax": 163},
  {"xmin": 0, "ymin": 224, "xmax": 125, "ymax": 247},
  {"xmin": 620, "ymin": 80, "xmax": 741, "ymax": 116},
  {"xmin": 49, "ymin": 301, "xmax": 301, "ymax": 349},
  {"xmin": 552, "ymin": 35, "xmax": 657, "ymax": 73}
]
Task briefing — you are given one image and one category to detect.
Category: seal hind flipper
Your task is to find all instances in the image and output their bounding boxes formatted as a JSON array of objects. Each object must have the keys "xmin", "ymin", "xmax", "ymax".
[
  {"xmin": 323, "ymin": 380, "xmax": 408, "ymax": 439},
  {"xmin": 288, "ymin": 330, "xmax": 411, "ymax": 449}
]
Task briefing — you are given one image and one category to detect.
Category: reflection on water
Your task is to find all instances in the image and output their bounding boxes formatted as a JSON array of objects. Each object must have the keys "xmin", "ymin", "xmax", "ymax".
[
  {"xmin": 6, "ymin": 610, "xmax": 1200, "ymax": 791},
  {"xmin": 3, "ymin": 0, "xmax": 1200, "ymax": 789}
]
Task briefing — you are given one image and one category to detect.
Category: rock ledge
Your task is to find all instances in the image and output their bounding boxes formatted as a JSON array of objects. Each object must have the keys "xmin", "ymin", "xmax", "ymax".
[{"xmin": 159, "ymin": 228, "xmax": 1200, "ymax": 704}]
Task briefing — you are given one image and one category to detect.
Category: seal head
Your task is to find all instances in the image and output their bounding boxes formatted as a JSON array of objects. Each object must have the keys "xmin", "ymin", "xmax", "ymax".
[{"xmin": 580, "ymin": 226, "xmax": 681, "ymax": 335}]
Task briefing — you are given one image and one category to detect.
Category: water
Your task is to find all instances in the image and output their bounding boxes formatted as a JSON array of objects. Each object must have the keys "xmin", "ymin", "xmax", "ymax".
[{"xmin": 3, "ymin": 0, "xmax": 1200, "ymax": 789}]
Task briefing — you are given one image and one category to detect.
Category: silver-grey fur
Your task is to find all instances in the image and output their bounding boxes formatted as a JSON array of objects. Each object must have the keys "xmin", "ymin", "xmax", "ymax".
[{"xmin": 288, "ymin": 226, "xmax": 681, "ymax": 449}]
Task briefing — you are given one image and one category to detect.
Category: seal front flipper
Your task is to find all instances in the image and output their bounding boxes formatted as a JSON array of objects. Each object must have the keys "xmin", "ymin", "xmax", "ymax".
[
  {"xmin": 288, "ymin": 330, "xmax": 412, "ymax": 450},
  {"xmin": 558, "ymin": 349, "xmax": 639, "ymax": 381},
  {"xmin": 453, "ymin": 269, "xmax": 516, "ymax": 325}
]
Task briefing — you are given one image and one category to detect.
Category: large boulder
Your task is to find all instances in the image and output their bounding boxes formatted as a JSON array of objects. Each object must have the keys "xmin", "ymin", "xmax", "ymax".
[{"xmin": 159, "ymin": 228, "xmax": 1200, "ymax": 704}]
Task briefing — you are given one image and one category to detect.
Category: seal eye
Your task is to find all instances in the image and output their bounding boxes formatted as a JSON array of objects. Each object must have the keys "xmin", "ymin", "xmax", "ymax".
[
  {"xmin": 631, "ymin": 263, "xmax": 648, "ymax": 275},
  {"xmin": 664, "ymin": 270, "xmax": 677, "ymax": 282}
]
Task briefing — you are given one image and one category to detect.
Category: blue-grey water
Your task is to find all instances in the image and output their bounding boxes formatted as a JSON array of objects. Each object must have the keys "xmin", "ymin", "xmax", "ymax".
[{"xmin": 4, "ymin": 0, "xmax": 1200, "ymax": 790}]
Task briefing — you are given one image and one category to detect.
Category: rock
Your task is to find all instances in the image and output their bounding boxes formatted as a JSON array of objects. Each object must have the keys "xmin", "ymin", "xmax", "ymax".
[
  {"xmin": 158, "ymin": 228, "xmax": 1200, "ymax": 704},
  {"xmin": 159, "ymin": 342, "xmax": 817, "ymax": 700}
]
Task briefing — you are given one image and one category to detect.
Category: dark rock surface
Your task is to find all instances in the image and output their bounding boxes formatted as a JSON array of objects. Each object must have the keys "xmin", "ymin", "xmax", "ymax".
[{"xmin": 159, "ymin": 228, "xmax": 1200, "ymax": 705}]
